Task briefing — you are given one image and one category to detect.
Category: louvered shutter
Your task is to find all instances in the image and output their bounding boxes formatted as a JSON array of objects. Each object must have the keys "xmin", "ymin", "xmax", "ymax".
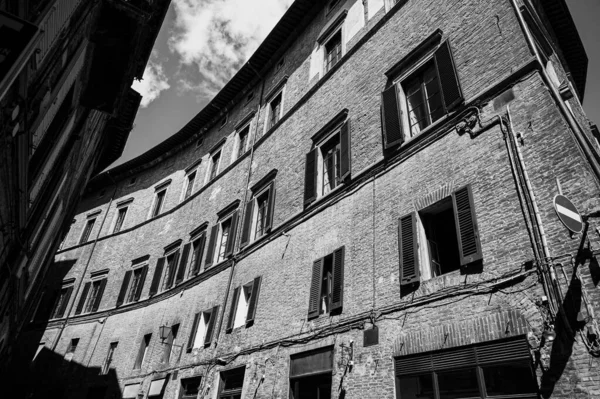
[
  {"xmin": 186, "ymin": 313, "xmax": 200, "ymax": 353},
  {"xmin": 308, "ymin": 258, "xmax": 324, "ymax": 319},
  {"xmin": 165, "ymin": 251, "xmax": 180, "ymax": 289},
  {"xmin": 246, "ymin": 276, "xmax": 262, "ymax": 325},
  {"xmin": 435, "ymin": 40, "xmax": 463, "ymax": 112},
  {"xmin": 381, "ymin": 85, "xmax": 404, "ymax": 148},
  {"xmin": 204, "ymin": 226, "xmax": 218, "ymax": 269},
  {"xmin": 264, "ymin": 182, "xmax": 276, "ymax": 232},
  {"xmin": 398, "ymin": 213, "xmax": 420, "ymax": 285},
  {"xmin": 452, "ymin": 185, "xmax": 482, "ymax": 265},
  {"xmin": 55, "ymin": 286, "xmax": 73, "ymax": 318},
  {"xmin": 304, "ymin": 149, "xmax": 318, "ymax": 206},
  {"xmin": 149, "ymin": 257, "xmax": 165, "ymax": 296},
  {"xmin": 340, "ymin": 120, "xmax": 351, "ymax": 181},
  {"xmin": 191, "ymin": 235, "xmax": 205, "ymax": 275},
  {"xmin": 92, "ymin": 279, "xmax": 107, "ymax": 312},
  {"xmin": 39, "ymin": 289, "xmax": 59, "ymax": 321},
  {"xmin": 226, "ymin": 287, "xmax": 240, "ymax": 333},
  {"xmin": 175, "ymin": 244, "xmax": 190, "ymax": 284},
  {"xmin": 75, "ymin": 282, "xmax": 90, "ymax": 315},
  {"xmin": 224, "ymin": 211, "xmax": 238, "ymax": 258},
  {"xmin": 204, "ymin": 306, "xmax": 219, "ymax": 347},
  {"xmin": 331, "ymin": 247, "xmax": 345, "ymax": 312},
  {"xmin": 134, "ymin": 265, "xmax": 148, "ymax": 301},
  {"xmin": 116, "ymin": 271, "xmax": 132, "ymax": 307},
  {"xmin": 240, "ymin": 200, "xmax": 254, "ymax": 248}
]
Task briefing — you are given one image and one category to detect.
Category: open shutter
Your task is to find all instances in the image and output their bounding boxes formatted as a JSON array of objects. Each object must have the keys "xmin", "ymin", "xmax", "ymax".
[
  {"xmin": 226, "ymin": 287, "xmax": 240, "ymax": 333},
  {"xmin": 264, "ymin": 182, "xmax": 276, "ymax": 232},
  {"xmin": 398, "ymin": 213, "xmax": 420, "ymax": 285},
  {"xmin": 116, "ymin": 271, "xmax": 132, "ymax": 307},
  {"xmin": 204, "ymin": 306, "xmax": 219, "ymax": 347},
  {"xmin": 75, "ymin": 282, "xmax": 90, "ymax": 315},
  {"xmin": 246, "ymin": 276, "xmax": 262, "ymax": 325},
  {"xmin": 240, "ymin": 200, "xmax": 254, "ymax": 248},
  {"xmin": 55, "ymin": 286, "xmax": 73, "ymax": 318},
  {"xmin": 149, "ymin": 257, "xmax": 165, "ymax": 296},
  {"xmin": 304, "ymin": 149, "xmax": 318, "ymax": 206},
  {"xmin": 340, "ymin": 120, "xmax": 351, "ymax": 181},
  {"xmin": 191, "ymin": 235, "xmax": 205, "ymax": 275},
  {"xmin": 186, "ymin": 313, "xmax": 200, "ymax": 353},
  {"xmin": 381, "ymin": 85, "xmax": 404, "ymax": 148},
  {"xmin": 307, "ymin": 258, "xmax": 324, "ymax": 319},
  {"xmin": 91, "ymin": 279, "xmax": 107, "ymax": 312},
  {"xmin": 165, "ymin": 251, "xmax": 180, "ymax": 289},
  {"xmin": 204, "ymin": 226, "xmax": 218, "ymax": 269},
  {"xmin": 331, "ymin": 247, "xmax": 345, "ymax": 312},
  {"xmin": 434, "ymin": 40, "xmax": 463, "ymax": 112},
  {"xmin": 452, "ymin": 185, "xmax": 482, "ymax": 265},
  {"xmin": 134, "ymin": 265, "xmax": 148, "ymax": 301},
  {"xmin": 175, "ymin": 244, "xmax": 190, "ymax": 284}
]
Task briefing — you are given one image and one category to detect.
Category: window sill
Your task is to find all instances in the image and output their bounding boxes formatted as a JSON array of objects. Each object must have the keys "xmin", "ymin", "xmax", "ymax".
[
  {"xmin": 400, "ymin": 114, "xmax": 450, "ymax": 149},
  {"xmin": 311, "ymin": 183, "xmax": 346, "ymax": 208}
]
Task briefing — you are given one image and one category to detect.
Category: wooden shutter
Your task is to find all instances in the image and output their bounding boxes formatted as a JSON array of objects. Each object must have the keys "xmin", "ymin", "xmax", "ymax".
[
  {"xmin": 304, "ymin": 148, "xmax": 318, "ymax": 206},
  {"xmin": 55, "ymin": 286, "xmax": 73, "ymax": 318},
  {"xmin": 75, "ymin": 282, "xmax": 90, "ymax": 315},
  {"xmin": 381, "ymin": 84, "xmax": 404, "ymax": 148},
  {"xmin": 204, "ymin": 225, "xmax": 218, "ymax": 269},
  {"xmin": 246, "ymin": 276, "xmax": 262, "ymax": 325},
  {"xmin": 134, "ymin": 265, "xmax": 148, "ymax": 301},
  {"xmin": 175, "ymin": 244, "xmax": 191, "ymax": 284},
  {"xmin": 116, "ymin": 271, "xmax": 132, "ymax": 307},
  {"xmin": 165, "ymin": 251, "xmax": 180, "ymax": 289},
  {"xmin": 149, "ymin": 257, "xmax": 165, "ymax": 296},
  {"xmin": 331, "ymin": 247, "xmax": 345, "ymax": 312},
  {"xmin": 186, "ymin": 313, "xmax": 200, "ymax": 353},
  {"xmin": 204, "ymin": 306, "xmax": 219, "ymax": 347},
  {"xmin": 191, "ymin": 235, "xmax": 205, "ymax": 275},
  {"xmin": 240, "ymin": 200, "xmax": 254, "ymax": 248},
  {"xmin": 398, "ymin": 213, "xmax": 420, "ymax": 285},
  {"xmin": 452, "ymin": 185, "xmax": 482, "ymax": 265},
  {"xmin": 91, "ymin": 279, "xmax": 107, "ymax": 312},
  {"xmin": 340, "ymin": 120, "xmax": 351, "ymax": 181},
  {"xmin": 307, "ymin": 258, "xmax": 324, "ymax": 319},
  {"xmin": 134, "ymin": 336, "xmax": 147, "ymax": 369},
  {"xmin": 226, "ymin": 287, "xmax": 240, "ymax": 333},
  {"xmin": 264, "ymin": 182, "xmax": 276, "ymax": 232},
  {"xmin": 224, "ymin": 211, "xmax": 238, "ymax": 258},
  {"xmin": 435, "ymin": 40, "xmax": 463, "ymax": 112}
]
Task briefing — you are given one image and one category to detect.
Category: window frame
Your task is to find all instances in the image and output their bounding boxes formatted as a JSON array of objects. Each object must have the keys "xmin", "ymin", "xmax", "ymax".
[
  {"xmin": 83, "ymin": 278, "xmax": 105, "ymax": 313},
  {"xmin": 183, "ymin": 169, "xmax": 197, "ymax": 201},
  {"xmin": 218, "ymin": 367, "xmax": 246, "ymax": 399},
  {"xmin": 308, "ymin": 247, "xmax": 344, "ymax": 320},
  {"xmin": 323, "ymin": 28, "xmax": 343, "ymax": 74},
  {"xmin": 51, "ymin": 282, "xmax": 74, "ymax": 319},
  {"xmin": 187, "ymin": 229, "xmax": 207, "ymax": 278},
  {"xmin": 226, "ymin": 276, "xmax": 262, "ymax": 333},
  {"xmin": 180, "ymin": 376, "xmax": 202, "ymax": 399},
  {"xmin": 207, "ymin": 148, "xmax": 223, "ymax": 183},
  {"xmin": 264, "ymin": 86, "xmax": 285, "ymax": 133},
  {"xmin": 214, "ymin": 214, "xmax": 234, "ymax": 265},
  {"xmin": 126, "ymin": 265, "xmax": 147, "ymax": 304},
  {"xmin": 112, "ymin": 204, "xmax": 129, "ymax": 234},
  {"xmin": 116, "ymin": 263, "xmax": 149, "ymax": 307},
  {"xmin": 240, "ymin": 180, "xmax": 275, "ymax": 247},
  {"xmin": 150, "ymin": 184, "xmax": 169, "ymax": 219},
  {"xmin": 133, "ymin": 333, "xmax": 151, "ymax": 370},
  {"xmin": 161, "ymin": 247, "xmax": 181, "ymax": 292},
  {"xmin": 100, "ymin": 342, "xmax": 118, "ymax": 375},
  {"xmin": 161, "ymin": 323, "xmax": 179, "ymax": 365},
  {"xmin": 79, "ymin": 217, "xmax": 96, "ymax": 244},
  {"xmin": 186, "ymin": 306, "xmax": 219, "ymax": 353},
  {"xmin": 234, "ymin": 122, "xmax": 251, "ymax": 161}
]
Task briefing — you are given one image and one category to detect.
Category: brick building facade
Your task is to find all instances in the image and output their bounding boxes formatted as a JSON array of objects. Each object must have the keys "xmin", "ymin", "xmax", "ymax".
[{"xmin": 14, "ymin": 0, "xmax": 600, "ymax": 398}]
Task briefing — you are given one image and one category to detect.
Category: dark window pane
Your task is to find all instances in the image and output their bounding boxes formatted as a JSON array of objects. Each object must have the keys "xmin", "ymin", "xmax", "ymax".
[
  {"xmin": 398, "ymin": 374, "xmax": 435, "ymax": 399},
  {"xmin": 483, "ymin": 363, "xmax": 537, "ymax": 396},
  {"xmin": 437, "ymin": 368, "xmax": 480, "ymax": 399}
]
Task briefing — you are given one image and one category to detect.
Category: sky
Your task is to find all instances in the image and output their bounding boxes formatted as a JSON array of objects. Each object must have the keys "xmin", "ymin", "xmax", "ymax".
[{"xmin": 111, "ymin": 0, "xmax": 600, "ymax": 168}]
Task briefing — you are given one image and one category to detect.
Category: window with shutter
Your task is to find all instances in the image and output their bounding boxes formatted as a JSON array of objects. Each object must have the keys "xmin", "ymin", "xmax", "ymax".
[
  {"xmin": 121, "ymin": 265, "xmax": 148, "ymax": 304},
  {"xmin": 226, "ymin": 276, "xmax": 262, "ymax": 333},
  {"xmin": 162, "ymin": 249, "xmax": 180, "ymax": 291},
  {"xmin": 240, "ymin": 181, "xmax": 276, "ymax": 248},
  {"xmin": 149, "ymin": 257, "xmax": 165, "ymax": 296},
  {"xmin": 207, "ymin": 210, "xmax": 239, "ymax": 266},
  {"xmin": 151, "ymin": 188, "xmax": 168, "ymax": 218},
  {"xmin": 308, "ymin": 247, "xmax": 344, "ymax": 319},
  {"xmin": 51, "ymin": 284, "xmax": 73, "ymax": 319},
  {"xmin": 79, "ymin": 218, "xmax": 96, "ymax": 244},
  {"xmin": 189, "ymin": 233, "xmax": 206, "ymax": 276},
  {"xmin": 113, "ymin": 206, "xmax": 128, "ymax": 233},
  {"xmin": 187, "ymin": 310, "xmax": 212, "ymax": 352},
  {"xmin": 133, "ymin": 334, "xmax": 151, "ymax": 370}
]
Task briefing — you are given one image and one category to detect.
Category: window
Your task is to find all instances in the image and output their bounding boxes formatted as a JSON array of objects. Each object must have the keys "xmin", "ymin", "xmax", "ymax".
[
  {"xmin": 65, "ymin": 338, "xmax": 79, "ymax": 361},
  {"xmin": 148, "ymin": 245, "xmax": 186, "ymax": 296},
  {"xmin": 240, "ymin": 181, "xmax": 275, "ymax": 247},
  {"xmin": 218, "ymin": 367, "xmax": 245, "ymax": 399},
  {"xmin": 245, "ymin": 91, "xmax": 254, "ymax": 104},
  {"xmin": 161, "ymin": 251, "xmax": 180, "ymax": 291},
  {"xmin": 304, "ymin": 116, "xmax": 351, "ymax": 206},
  {"xmin": 162, "ymin": 323, "xmax": 179, "ymax": 364},
  {"xmin": 51, "ymin": 283, "xmax": 74, "ymax": 319},
  {"xmin": 275, "ymin": 57, "xmax": 285, "ymax": 72},
  {"xmin": 394, "ymin": 337, "xmax": 537, "ymax": 399},
  {"xmin": 324, "ymin": 30, "xmax": 342, "ymax": 73},
  {"xmin": 100, "ymin": 342, "xmax": 118, "ymax": 375},
  {"xmin": 74, "ymin": 278, "xmax": 107, "ymax": 315},
  {"xmin": 205, "ymin": 210, "xmax": 239, "ymax": 268},
  {"xmin": 399, "ymin": 185, "xmax": 482, "ymax": 287},
  {"xmin": 115, "ymin": 265, "xmax": 148, "ymax": 306},
  {"xmin": 122, "ymin": 383, "xmax": 141, "ymax": 399},
  {"xmin": 209, "ymin": 150, "xmax": 221, "ymax": 181},
  {"xmin": 128, "ymin": 177, "xmax": 137, "ymax": 186},
  {"xmin": 184, "ymin": 171, "xmax": 196, "ymax": 200},
  {"xmin": 290, "ymin": 347, "xmax": 333, "ymax": 399},
  {"xmin": 151, "ymin": 188, "xmax": 167, "ymax": 218},
  {"xmin": 186, "ymin": 306, "xmax": 219, "ymax": 352},
  {"xmin": 308, "ymin": 247, "xmax": 344, "ymax": 319},
  {"xmin": 133, "ymin": 333, "xmax": 151, "ymax": 370},
  {"xmin": 149, "ymin": 378, "xmax": 167, "ymax": 398},
  {"xmin": 187, "ymin": 232, "xmax": 206, "ymax": 277},
  {"xmin": 113, "ymin": 206, "xmax": 128, "ymax": 233},
  {"xmin": 181, "ymin": 377, "xmax": 202, "ymax": 399},
  {"xmin": 267, "ymin": 92, "xmax": 283, "ymax": 130},
  {"xmin": 219, "ymin": 115, "xmax": 228, "ymax": 129},
  {"xmin": 226, "ymin": 277, "xmax": 262, "ymax": 332},
  {"xmin": 236, "ymin": 125, "xmax": 249, "ymax": 159},
  {"xmin": 196, "ymin": 137, "xmax": 204, "ymax": 148},
  {"xmin": 381, "ymin": 40, "xmax": 462, "ymax": 149},
  {"xmin": 79, "ymin": 218, "xmax": 96, "ymax": 244}
]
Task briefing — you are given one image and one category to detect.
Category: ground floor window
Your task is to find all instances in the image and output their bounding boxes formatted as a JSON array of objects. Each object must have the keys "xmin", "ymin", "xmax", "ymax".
[
  {"xmin": 289, "ymin": 346, "xmax": 333, "ymax": 399},
  {"xmin": 219, "ymin": 367, "xmax": 245, "ymax": 399}
]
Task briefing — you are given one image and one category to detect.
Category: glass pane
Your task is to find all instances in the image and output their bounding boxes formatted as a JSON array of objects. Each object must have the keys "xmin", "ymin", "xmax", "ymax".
[
  {"xmin": 483, "ymin": 363, "xmax": 537, "ymax": 396},
  {"xmin": 398, "ymin": 374, "xmax": 435, "ymax": 399},
  {"xmin": 437, "ymin": 368, "xmax": 481, "ymax": 399}
]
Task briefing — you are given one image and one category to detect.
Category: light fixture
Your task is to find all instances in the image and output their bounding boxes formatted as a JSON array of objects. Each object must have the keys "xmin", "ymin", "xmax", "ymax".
[
  {"xmin": 541, "ymin": 324, "xmax": 556, "ymax": 345},
  {"xmin": 159, "ymin": 325, "xmax": 171, "ymax": 341}
]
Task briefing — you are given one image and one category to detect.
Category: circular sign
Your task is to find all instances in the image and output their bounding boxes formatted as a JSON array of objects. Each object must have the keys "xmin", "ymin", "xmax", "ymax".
[{"xmin": 553, "ymin": 194, "xmax": 583, "ymax": 233}]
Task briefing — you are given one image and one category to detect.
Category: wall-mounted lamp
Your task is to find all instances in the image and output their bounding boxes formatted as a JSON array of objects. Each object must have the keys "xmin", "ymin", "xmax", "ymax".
[
  {"xmin": 541, "ymin": 324, "xmax": 556, "ymax": 346},
  {"xmin": 159, "ymin": 325, "xmax": 171, "ymax": 342}
]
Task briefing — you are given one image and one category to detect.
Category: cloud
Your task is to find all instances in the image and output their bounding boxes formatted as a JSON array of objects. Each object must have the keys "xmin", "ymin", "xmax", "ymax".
[
  {"xmin": 168, "ymin": 0, "xmax": 293, "ymax": 100},
  {"xmin": 132, "ymin": 51, "xmax": 171, "ymax": 108}
]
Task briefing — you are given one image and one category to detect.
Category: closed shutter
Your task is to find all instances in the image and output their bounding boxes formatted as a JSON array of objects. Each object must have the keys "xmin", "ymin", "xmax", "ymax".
[
  {"xmin": 191, "ymin": 235, "xmax": 205, "ymax": 275},
  {"xmin": 186, "ymin": 313, "xmax": 200, "ymax": 353},
  {"xmin": 304, "ymin": 148, "xmax": 318, "ymax": 206},
  {"xmin": 340, "ymin": 120, "xmax": 351, "ymax": 181},
  {"xmin": 246, "ymin": 276, "xmax": 262, "ymax": 325},
  {"xmin": 204, "ymin": 306, "xmax": 219, "ymax": 347},
  {"xmin": 434, "ymin": 40, "xmax": 463, "ymax": 112},
  {"xmin": 204, "ymin": 225, "xmax": 218, "ymax": 269},
  {"xmin": 398, "ymin": 213, "xmax": 420, "ymax": 285},
  {"xmin": 134, "ymin": 265, "xmax": 148, "ymax": 301},
  {"xmin": 91, "ymin": 279, "xmax": 107, "ymax": 312},
  {"xmin": 75, "ymin": 282, "xmax": 90, "ymax": 315},
  {"xmin": 55, "ymin": 286, "xmax": 73, "ymax": 318},
  {"xmin": 308, "ymin": 258, "xmax": 324, "ymax": 319},
  {"xmin": 452, "ymin": 185, "xmax": 482, "ymax": 266},
  {"xmin": 240, "ymin": 200, "xmax": 254, "ymax": 248},
  {"xmin": 149, "ymin": 257, "xmax": 165, "ymax": 296},
  {"xmin": 381, "ymin": 84, "xmax": 404, "ymax": 148},
  {"xmin": 176, "ymin": 244, "xmax": 191, "ymax": 284},
  {"xmin": 116, "ymin": 271, "xmax": 132, "ymax": 307},
  {"xmin": 226, "ymin": 287, "xmax": 240, "ymax": 333},
  {"xmin": 264, "ymin": 182, "xmax": 276, "ymax": 232},
  {"xmin": 330, "ymin": 247, "xmax": 345, "ymax": 312}
]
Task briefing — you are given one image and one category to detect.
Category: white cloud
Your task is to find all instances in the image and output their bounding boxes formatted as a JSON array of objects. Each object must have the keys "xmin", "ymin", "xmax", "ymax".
[
  {"xmin": 169, "ymin": 0, "xmax": 293, "ymax": 100},
  {"xmin": 132, "ymin": 51, "xmax": 171, "ymax": 108}
]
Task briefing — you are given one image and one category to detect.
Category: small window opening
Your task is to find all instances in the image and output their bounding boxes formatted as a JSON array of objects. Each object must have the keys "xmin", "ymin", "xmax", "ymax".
[
  {"xmin": 268, "ymin": 93, "xmax": 282, "ymax": 129},
  {"xmin": 324, "ymin": 31, "xmax": 342, "ymax": 73},
  {"xmin": 210, "ymin": 151, "xmax": 221, "ymax": 180},
  {"xmin": 275, "ymin": 57, "xmax": 285, "ymax": 72},
  {"xmin": 246, "ymin": 91, "xmax": 254, "ymax": 104},
  {"xmin": 128, "ymin": 177, "xmax": 137, "ymax": 186},
  {"xmin": 152, "ymin": 189, "xmax": 166, "ymax": 218},
  {"xmin": 237, "ymin": 127, "xmax": 249, "ymax": 159},
  {"xmin": 219, "ymin": 367, "xmax": 245, "ymax": 399},
  {"xmin": 98, "ymin": 189, "xmax": 106, "ymax": 198},
  {"xmin": 216, "ymin": 218, "xmax": 232, "ymax": 263},
  {"xmin": 185, "ymin": 171, "xmax": 196, "ymax": 199},
  {"xmin": 320, "ymin": 134, "xmax": 341, "ymax": 196},
  {"xmin": 196, "ymin": 137, "xmax": 204, "ymax": 148},
  {"xmin": 419, "ymin": 197, "xmax": 460, "ymax": 277},
  {"xmin": 219, "ymin": 115, "xmax": 227, "ymax": 129},
  {"xmin": 254, "ymin": 191, "xmax": 269, "ymax": 239},
  {"xmin": 320, "ymin": 254, "xmax": 333, "ymax": 315},
  {"xmin": 181, "ymin": 377, "xmax": 202, "ymax": 399}
]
